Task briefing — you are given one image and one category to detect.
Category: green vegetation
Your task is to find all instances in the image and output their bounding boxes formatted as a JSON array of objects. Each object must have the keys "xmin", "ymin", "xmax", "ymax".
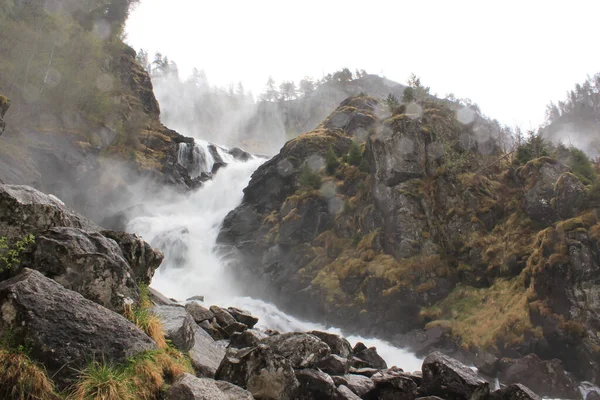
[
  {"xmin": 568, "ymin": 147, "xmax": 597, "ymax": 185},
  {"xmin": 346, "ymin": 141, "xmax": 363, "ymax": 167},
  {"xmin": 325, "ymin": 146, "xmax": 340, "ymax": 175},
  {"xmin": 68, "ymin": 359, "xmax": 133, "ymax": 400},
  {"xmin": 299, "ymin": 164, "xmax": 322, "ymax": 190},
  {"xmin": 0, "ymin": 234, "xmax": 35, "ymax": 273}
]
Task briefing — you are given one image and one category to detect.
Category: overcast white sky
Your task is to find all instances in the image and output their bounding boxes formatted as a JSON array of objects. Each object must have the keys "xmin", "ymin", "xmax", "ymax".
[{"xmin": 125, "ymin": 0, "xmax": 600, "ymax": 129}]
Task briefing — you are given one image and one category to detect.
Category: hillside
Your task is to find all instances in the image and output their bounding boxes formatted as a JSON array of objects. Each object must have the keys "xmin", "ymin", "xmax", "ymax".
[
  {"xmin": 218, "ymin": 93, "xmax": 600, "ymax": 393},
  {"xmin": 0, "ymin": 0, "xmax": 201, "ymax": 221}
]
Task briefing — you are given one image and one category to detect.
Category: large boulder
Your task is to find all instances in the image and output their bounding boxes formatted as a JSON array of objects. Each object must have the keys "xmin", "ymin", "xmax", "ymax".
[
  {"xmin": 497, "ymin": 354, "xmax": 578, "ymax": 399},
  {"xmin": 365, "ymin": 369, "xmax": 418, "ymax": 400},
  {"xmin": 260, "ymin": 332, "xmax": 331, "ymax": 368},
  {"xmin": 166, "ymin": 373, "xmax": 254, "ymax": 400},
  {"xmin": 101, "ymin": 230, "xmax": 163, "ymax": 284},
  {"xmin": 189, "ymin": 325, "xmax": 226, "ymax": 378},
  {"xmin": 309, "ymin": 330, "xmax": 353, "ymax": 358},
  {"xmin": 419, "ymin": 352, "xmax": 489, "ymax": 400},
  {"xmin": 352, "ymin": 346, "xmax": 388, "ymax": 369},
  {"xmin": 334, "ymin": 385, "xmax": 362, "ymax": 400},
  {"xmin": 185, "ymin": 302, "xmax": 215, "ymax": 323},
  {"xmin": 332, "ymin": 374, "xmax": 375, "ymax": 397},
  {"xmin": 0, "ymin": 269, "xmax": 156, "ymax": 388},
  {"xmin": 227, "ymin": 307, "xmax": 259, "ymax": 328},
  {"xmin": 28, "ymin": 227, "xmax": 139, "ymax": 312},
  {"xmin": 216, "ymin": 345, "xmax": 299, "ymax": 400},
  {"xmin": 152, "ymin": 305, "xmax": 196, "ymax": 351},
  {"xmin": 295, "ymin": 369, "xmax": 336, "ymax": 400},
  {"xmin": 553, "ymin": 172, "xmax": 586, "ymax": 219},
  {"xmin": 0, "ymin": 184, "xmax": 98, "ymax": 240},
  {"xmin": 488, "ymin": 384, "xmax": 541, "ymax": 400}
]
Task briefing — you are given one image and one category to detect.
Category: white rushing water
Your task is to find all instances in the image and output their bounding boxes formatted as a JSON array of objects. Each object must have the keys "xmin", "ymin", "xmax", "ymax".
[{"xmin": 128, "ymin": 149, "xmax": 423, "ymax": 373}]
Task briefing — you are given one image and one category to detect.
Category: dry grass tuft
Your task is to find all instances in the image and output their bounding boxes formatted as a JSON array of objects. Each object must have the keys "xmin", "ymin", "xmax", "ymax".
[{"xmin": 0, "ymin": 350, "xmax": 59, "ymax": 400}]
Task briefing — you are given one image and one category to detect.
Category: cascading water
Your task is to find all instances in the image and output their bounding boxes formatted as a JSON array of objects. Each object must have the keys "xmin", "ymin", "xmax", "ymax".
[
  {"xmin": 128, "ymin": 149, "xmax": 423, "ymax": 373},
  {"xmin": 177, "ymin": 140, "xmax": 215, "ymax": 177}
]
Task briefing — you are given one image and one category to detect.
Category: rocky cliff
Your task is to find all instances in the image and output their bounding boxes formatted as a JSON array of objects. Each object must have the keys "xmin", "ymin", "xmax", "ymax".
[{"xmin": 218, "ymin": 94, "xmax": 600, "ymax": 390}]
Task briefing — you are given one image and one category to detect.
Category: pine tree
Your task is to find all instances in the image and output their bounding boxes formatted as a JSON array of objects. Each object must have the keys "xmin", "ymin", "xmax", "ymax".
[
  {"xmin": 347, "ymin": 141, "xmax": 362, "ymax": 166},
  {"xmin": 325, "ymin": 146, "xmax": 340, "ymax": 175}
]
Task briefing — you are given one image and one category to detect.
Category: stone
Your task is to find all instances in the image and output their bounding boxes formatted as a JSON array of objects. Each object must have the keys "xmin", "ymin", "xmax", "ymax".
[
  {"xmin": 0, "ymin": 269, "xmax": 156, "ymax": 388},
  {"xmin": 216, "ymin": 345, "xmax": 299, "ymax": 400},
  {"xmin": 152, "ymin": 305, "xmax": 196, "ymax": 351},
  {"xmin": 365, "ymin": 369, "xmax": 418, "ymax": 400},
  {"xmin": 260, "ymin": 332, "xmax": 331, "ymax": 368},
  {"xmin": 295, "ymin": 369, "xmax": 336, "ymax": 400},
  {"xmin": 189, "ymin": 325, "xmax": 226, "ymax": 378},
  {"xmin": 497, "ymin": 354, "xmax": 578, "ymax": 399},
  {"xmin": 27, "ymin": 227, "xmax": 139, "ymax": 312},
  {"xmin": 187, "ymin": 295, "xmax": 205, "ymax": 302},
  {"xmin": 488, "ymin": 383, "xmax": 541, "ymax": 400},
  {"xmin": 332, "ymin": 374, "xmax": 375, "ymax": 397},
  {"xmin": 553, "ymin": 172, "xmax": 586, "ymax": 219},
  {"xmin": 149, "ymin": 286, "xmax": 180, "ymax": 306},
  {"xmin": 348, "ymin": 367, "xmax": 379, "ymax": 377},
  {"xmin": 352, "ymin": 346, "xmax": 388, "ymax": 369},
  {"xmin": 210, "ymin": 305, "xmax": 237, "ymax": 327},
  {"xmin": 333, "ymin": 385, "xmax": 362, "ymax": 400},
  {"xmin": 227, "ymin": 307, "xmax": 259, "ymax": 328},
  {"xmin": 230, "ymin": 329, "xmax": 268, "ymax": 349},
  {"xmin": 315, "ymin": 354, "xmax": 350, "ymax": 376},
  {"xmin": 309, "ymin": 330, "xmax": 353, "ymax": 358},
  {"xmin": 223, "ymin": 321, "xmax": 248, "ymax": 337},
  {"xmin": 199, "ymin": 319, "xmax": 227, "ymax": 341},
  {"xmin": 166, "ymin": 373, "xmax": 254, "ymax": 400},
  {"xmin": 419, "ymin": 352, "xmax": 489, "ymax": 400},
  {"xmin": 185, "ymin": 302, "xmax": 214, "ymax": 323},
  {"xmin": 101, "ymin": 230, "xmax": 163, "ymax": 285}
]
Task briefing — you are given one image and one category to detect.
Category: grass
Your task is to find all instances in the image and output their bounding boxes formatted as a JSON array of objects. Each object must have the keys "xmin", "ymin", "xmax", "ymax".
[
  {"xmin": 422, "ymin": 277, "xmax": 536, "ymax": 351},
  {"xmin": 68, "ymin": 349, "xmax": 193, "ymax": 400},
  {"xmin": 124, "ymin": 284, "xmax": 167, "ymax": 349},
  {"xmin": 0, "ymin": 349, "xmax": 59, "ymax": 400}
]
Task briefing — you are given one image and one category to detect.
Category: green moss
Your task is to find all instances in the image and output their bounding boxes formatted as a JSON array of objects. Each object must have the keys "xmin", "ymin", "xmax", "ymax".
[{"xmin": 556, "ymin": 218, "xmax": 584, "ymax": 232}]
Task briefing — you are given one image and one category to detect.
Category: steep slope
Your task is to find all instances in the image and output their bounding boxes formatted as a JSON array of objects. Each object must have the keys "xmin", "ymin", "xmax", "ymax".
[
  {"xmin": 0, "ymin": 0, "xmax": 200, "ymax": 222},
  {"xmin": 218, "ymin": 94, "xmax": 600, "ymax": 387}
]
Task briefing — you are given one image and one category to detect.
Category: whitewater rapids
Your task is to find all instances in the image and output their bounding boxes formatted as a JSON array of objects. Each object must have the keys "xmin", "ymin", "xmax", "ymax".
[{"xmin": 127, "ymin": 147, "xmax": 423, "ymax": 373}]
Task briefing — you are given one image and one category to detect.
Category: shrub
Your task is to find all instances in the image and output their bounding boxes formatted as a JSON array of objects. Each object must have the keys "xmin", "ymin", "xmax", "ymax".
[
  {"xmin": 0, "ymin": 234, "xmax": 35, "ymax": 273},
  {"xmin": 325, "ymin": 146, "xmax": 340, "ymax": 175},
  {"xmin": 299, "ymin": 165, "xmax": 322, "ymax": 189},
  {"xmin": 568, "ymin": 147, "xmax": 597, "ymax": 185}
]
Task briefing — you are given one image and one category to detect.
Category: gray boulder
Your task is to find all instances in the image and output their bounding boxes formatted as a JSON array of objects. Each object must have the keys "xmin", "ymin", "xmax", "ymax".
[
  {"xmin": 315, "ymin": 354, "xmax": 350, "ymax": 375},
  {"xmin": 0, "ymin": 184, "xmax": 98, "ymax": 240},
  {"xmin": 420, "ymin": 352, "xmax": 489, "ymax": 400},
  {"xmin": 260, "ymin": 332, "xmax": 331, "ymax": 368},
  {"xmin": 334, "ymin": 385, "xmax": 362, "ymax": 400},
  {"xmin": 352, "ymin": 346, "xmax": 388, "ymax": 369},
  {"xmin": 488, "ymin": 383, "xmax": 541, "ymax": 400},
  {"xmin": 295, "ymin": 369, "xmax": 336, "ymax": 400},
  {"xmin": 230, "ymin": 329, "xmax": 269, "ymax": 349},
  {"xmin": 185, "ymin": 302, "xmax": 215, "ymax": 323},
  {"xmin": 152, "ymin": 305, "xmax": 196, "ymax": 351},
  {"xmin": 228, "ymin": 307, "xmax": 259, "ymax": 328},
  {"xmin": 332, "ymin": 374, "xmax": 375, "ymax": 397},
  {"xmin": 149, "ymin": 286, "xmax": 180, "ymax": 306},
  {"xmin": 210, "ymin": 305, "xmax": 237, "ymax": 327},
  {"xmin": 189, "ymin": 325, "xmax": 226, "ymax": 378},
  {"xmin": 166, "ymin": 373, "xmax": 254, "ymax": 400},
  {"xmin": 553, "ymin": 172, "xmax": 586, "ymax": 219},
  {"xmin": 365, "ymin": 369, "xmax": 418, "ymax": 400},
  {"xmin": 101, "ymin": 230, "xmax": 163, "ymax": 284},
  {"xmin": 309, "ymin": 330, "xmax": 353, "ymax": 358},
  {"xmin": 216, "ymin": 345, "xmax": 299, "ymax": 400},
  {"xmin": 29, "ymin": 227, "xmax": 139, "ymax": 312},
  {"xmin": 0, "ymin": 269, "xmax": 156, "ymax": 388}
]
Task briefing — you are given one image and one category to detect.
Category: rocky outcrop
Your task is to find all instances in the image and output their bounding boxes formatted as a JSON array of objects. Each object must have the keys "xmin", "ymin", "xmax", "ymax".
[
  {"xmin": 420, "ymin": 352, "xmax": 489, "ymax": 399},
  {"xmin": 260, "ymin": 332, "xmax": 331, "ymax": 368},
  {"xmin": 0, "ymin": 269, "xmax": 156, "ymax": 388},
  {"xmin": 0, "ymin": 183, "xmax": 161, "ymax": 312},
  {"xmin": 152, "ymin": 305, "xmax": 196, "ymax": 351},
  {"xmin": 553, "ymin": 172, "xmax": 587, "ymax": 219}
]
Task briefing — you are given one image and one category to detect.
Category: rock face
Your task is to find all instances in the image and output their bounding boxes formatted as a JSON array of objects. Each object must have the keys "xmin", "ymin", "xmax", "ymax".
[
  {"xmin": 0, "ymin": 269, "xmax": 156, "ymax": 388},
  {"xmin": 518, "ymin": 157, "xmax": 569, "ymax": 225},
  {"xmin": 420, "ymin": 352, "xmax": 489, "ymax": 400},
  {"xmin": 189, "ymin": 325, "xmax": 227, "ymax": 378},
  {"xmin": 260, "ymin": 332, "xmax": 331, "ymax": 368},
  {"xmin": 101, "ymin": 230, "xmax": 164, "ymax": 284}
]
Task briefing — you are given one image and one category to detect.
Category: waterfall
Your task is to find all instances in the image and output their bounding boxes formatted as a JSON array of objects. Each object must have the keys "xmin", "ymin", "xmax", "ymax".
[
  {"xmin": 177, "ymin": 140, "xmax": 217, "ymax": 177},
  {"xmin": 128, "ymin": 150, "xmax": 423, "ymax": 372}
]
